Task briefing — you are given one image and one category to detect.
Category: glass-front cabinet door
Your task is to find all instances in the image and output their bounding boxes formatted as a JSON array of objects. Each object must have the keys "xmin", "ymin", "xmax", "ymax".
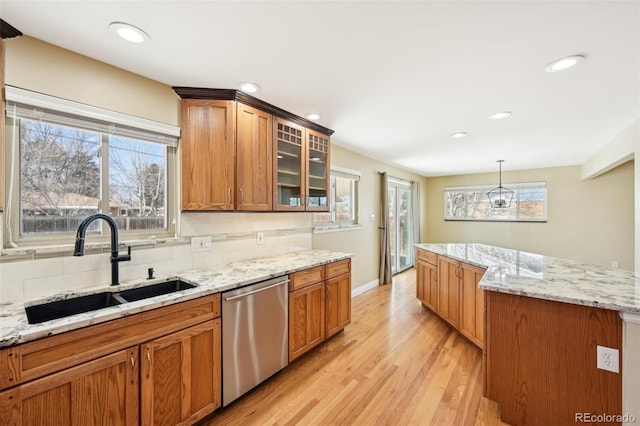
[
  {"xmin": 306, "ymin": 129, "xmax": 330, "ymax": 211},
  {"xmin": 273, "ymin": 118, "xmax": 305, "ymax": 211}
]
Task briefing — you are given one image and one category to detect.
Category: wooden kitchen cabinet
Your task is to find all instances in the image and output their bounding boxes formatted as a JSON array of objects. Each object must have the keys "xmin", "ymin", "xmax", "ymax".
[
  {"xmin": 416, "ymin": 249, "xmax": 486, "ymax": 349},
  {"xmin": 416, "ymin": 249, "xmax": 438, "ymax": 312},
  {"xmin": 289, "ymin": 281, "xmax": 326, "ymax": 361},
  {"xmin": 174, "ymin": 88, "xmax": 334, "ymax": 213},
  {"xmin": 236, "ymin": 103, "xmax": 272, "ymax": 211},
  {"xmin": 0, "ymin": 347, "xmax": 139, "ymax": 425},
  {"xmin": 0, "ymin": 347, "xmax": 138, "ymax": 426},
  {"xmin": 274, "ymin": 117, "xmax": 306, "ymax": 211},
  {"xmin": 0, "ymin": 295, "xmax": 221, "ymax": 425},
  {"xmin": 325, "ymin": 259, "xmax": 352, "ymax": 338},
  {"xmin": 140, "ymin": 319, "xmax": 221, "ymax": 425},
  {"xmin": 181, "ymin": 100, "xmax": 236, "ymax": 211},
  {"xmin": 460, "ymin": 263, "xmax": 486, "ymax": 348},
  {"xmin": 305, "ymin": 129, "xmax": 330, "ymax": 211},
  {"xmin": 288, "ymin": 259, "xmax": 352, "ymax": 361},
  {"xmin": 437, "ymin": 255, "xmax": 461, "ymax": 327}
]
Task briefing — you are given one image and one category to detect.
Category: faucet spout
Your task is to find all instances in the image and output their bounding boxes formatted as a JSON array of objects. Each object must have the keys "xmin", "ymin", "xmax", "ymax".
[{"xmin": 73, "ymin": 213, "xmax": 131, "ymax": 285}]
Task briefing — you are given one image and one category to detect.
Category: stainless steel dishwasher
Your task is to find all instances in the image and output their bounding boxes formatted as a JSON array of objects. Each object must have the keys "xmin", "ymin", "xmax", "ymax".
[{"xmin": 222, "ymin": 275, "xmax": 289, "ymax": 406}]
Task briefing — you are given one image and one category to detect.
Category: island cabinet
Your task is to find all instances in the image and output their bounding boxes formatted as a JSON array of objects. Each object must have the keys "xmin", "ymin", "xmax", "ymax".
[
  {"xmin": 288, "ymin": 259, "xmax": 352, "ymax": 362},
  {"xmin": 459, "ymin": 263, "xmax": 486, "ymax": 348},
  {"xmin": 416, "ymin": 248, "xmax": 486, "ymax": 349},
  {"xmin": 0, "ymin": 295, "xmax": 221, "ymax": 426},
  {"xmin": 416, "ymin": 249, "xmax": 438, "ymax": 311},
  {"xmin": 437, "ymin": 255, "xmax": 461, "ymax": 327}
]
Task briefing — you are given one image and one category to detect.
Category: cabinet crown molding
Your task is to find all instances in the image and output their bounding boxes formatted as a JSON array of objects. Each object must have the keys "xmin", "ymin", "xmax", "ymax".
[
  {"xmin": 1, "ymin": 19, "xmax": 22, "ymax": 39},
  {"xmin": 172, "ymin": 87, "xmax": 334, "ymax": 136}
]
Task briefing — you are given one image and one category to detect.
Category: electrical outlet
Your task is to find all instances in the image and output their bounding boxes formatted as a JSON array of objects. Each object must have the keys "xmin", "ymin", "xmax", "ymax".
[
  {"xmin": 597, "ymin": 345, "xmax": 619, "ymax": 373},
  {"xmin": 612, "ymin": 260, "xmax": 620, "ymax": 269},
  {"xmin": 190, "ymin": 236, "xmax": 211, "ymax": 252},
  {"xmin": 256, "ymin": 232, "xmax": 264, "ymax": 245}
]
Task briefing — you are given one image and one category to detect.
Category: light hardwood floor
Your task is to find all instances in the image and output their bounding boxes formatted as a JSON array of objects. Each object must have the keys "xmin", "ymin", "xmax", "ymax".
[{"xmin": 199, "ymin": 269, "xmax": 507, "ymax": 425}]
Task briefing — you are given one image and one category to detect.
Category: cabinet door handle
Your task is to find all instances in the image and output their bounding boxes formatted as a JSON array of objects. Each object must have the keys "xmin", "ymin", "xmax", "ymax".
[
  {"xmin": 146, "ymin": 352, "xmax": 151, "ymax": 378},
  {"xmin": 240, "ymin": 188, "xmax": 244, "ymax": 203},
  {"xmin": 130, "ymin": 356, "xmax": 135, "ymax": 383},
  {"xmin": 228, "ymin": 188, "xmax": 231, "ymax": 205}
]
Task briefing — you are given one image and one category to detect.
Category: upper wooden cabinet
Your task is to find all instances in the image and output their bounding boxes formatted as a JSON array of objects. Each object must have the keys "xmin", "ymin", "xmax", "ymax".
[
  {"xmin": 236, "ymin": 103, "xmax": 273, "ymax": 210},
  {"xmin": 181, "ymin": 99, "xmax": 236, "ymax": 211},
  {"xmin": 274, "ymin": 118, "xmax": 306, "ymax": 211},
  {"xmin": 305, "ymin": 129, "xmax": 330, "ymax": 211},
  {"xmin": 174, "ymin": 88, "xmax": 334, "ymax": 212}
]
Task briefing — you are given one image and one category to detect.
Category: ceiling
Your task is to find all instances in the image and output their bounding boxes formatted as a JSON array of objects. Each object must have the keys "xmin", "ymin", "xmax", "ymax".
[{"xmin": 2, "ymin": 1, "xmax": 639, "ymax": 177}]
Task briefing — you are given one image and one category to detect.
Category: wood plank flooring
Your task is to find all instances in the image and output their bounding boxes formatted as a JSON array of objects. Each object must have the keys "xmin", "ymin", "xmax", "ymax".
[{"xmin": 199, "ymin": 269, "xmax": 507, "ymax": 425}]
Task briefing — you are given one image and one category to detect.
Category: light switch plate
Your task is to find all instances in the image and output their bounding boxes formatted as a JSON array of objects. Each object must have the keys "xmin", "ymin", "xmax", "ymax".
[
  {"xmin": 256, "ymin": 232, "xmax": 264, "ymax": 245},
  {"xmin": 597, "ymin": 345, "xmax": 619, "ymax": 373}
]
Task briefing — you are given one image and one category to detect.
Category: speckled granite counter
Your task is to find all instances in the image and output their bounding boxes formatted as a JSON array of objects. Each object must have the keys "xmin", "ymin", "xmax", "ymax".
[
  {"xmin": 0, "ymin": 249, "xmax": 351, "ymax": 348},
  {"xmin": 416, "ymin": 243, "xmax": 640, "ymax": 314}
]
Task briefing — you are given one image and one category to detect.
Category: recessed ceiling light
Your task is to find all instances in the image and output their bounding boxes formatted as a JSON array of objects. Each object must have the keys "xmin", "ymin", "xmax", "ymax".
[
  {"xmin": 451, "ymin": 132, "xmax": 468, "ymax": 139},
  {"xmin": 306, "ymin": 113, "xmax": 320, "ymax": 121},
  {"xmin": 544, "ymin": 55, "xmax": 585, "ymax": 72},
  {"xmin": 109, "ymin": 22, "xmax": 150, "ymax": 44},
  {"xmin": 239, "ymin": 82, "xmax": 261, "ymax": 93},
  {"xmin": 488, "ymin": 111, "xmax": 512, "ymax": 120}
]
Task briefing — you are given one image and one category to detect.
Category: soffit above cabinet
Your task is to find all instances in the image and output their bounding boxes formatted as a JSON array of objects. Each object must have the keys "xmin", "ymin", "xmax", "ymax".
[{"xmin": 173, "ymin": 87, "xmax": 334, "ymax": 136}]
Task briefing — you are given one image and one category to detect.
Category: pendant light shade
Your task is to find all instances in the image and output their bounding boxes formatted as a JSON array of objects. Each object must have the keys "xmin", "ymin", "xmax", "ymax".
[{"xmin": 487, "ymin": 160, "xmax": 514, "ymax": 209}]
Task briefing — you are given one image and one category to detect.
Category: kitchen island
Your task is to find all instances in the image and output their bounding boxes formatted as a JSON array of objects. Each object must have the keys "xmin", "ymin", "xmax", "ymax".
[{"xmin": 416, "ymin": 243, "xmax": 640, "ymax": 426}]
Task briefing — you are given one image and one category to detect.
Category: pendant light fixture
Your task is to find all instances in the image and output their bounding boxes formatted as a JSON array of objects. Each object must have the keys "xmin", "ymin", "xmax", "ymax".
[{"xmin": 487, "ymin": 160, "xmax": 514, "ymax": 209}]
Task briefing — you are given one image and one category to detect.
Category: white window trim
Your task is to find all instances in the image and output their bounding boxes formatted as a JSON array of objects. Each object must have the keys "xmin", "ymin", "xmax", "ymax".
[
  {"xmin": 5, "ymin": 86, "xmax": 180, "ymax": 141},
  {"xmin": 313, "ymin": 166, "xmax": 361, "ymax": 232},
  {"xmin": 3, "ymin": 88, "xmax": 180, "ymax": 249},
  {"xmin": 444, "ymin": 181, "xmax": 548, "ymax": 222}
]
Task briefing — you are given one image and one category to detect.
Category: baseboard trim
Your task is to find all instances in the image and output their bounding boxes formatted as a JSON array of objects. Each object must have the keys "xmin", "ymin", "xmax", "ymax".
[{"xmin": 352, "ymin": 279, "xmax": 379, "ymax": 297}]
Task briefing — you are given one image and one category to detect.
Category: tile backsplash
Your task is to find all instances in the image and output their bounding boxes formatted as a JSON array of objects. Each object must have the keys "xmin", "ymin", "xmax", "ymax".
[{"xmin": 0, "ymin": 212, "xmax": 313, "ymax": 306}]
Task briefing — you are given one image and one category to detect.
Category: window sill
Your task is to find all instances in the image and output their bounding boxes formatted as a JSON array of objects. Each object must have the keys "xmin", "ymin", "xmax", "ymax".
[
  {"xmin": 1, "ymin": 237, "xmax": 189, "ymax": 262},
  {"xmin": 313, "ymin": 224, "xmax": 362, "ymax": 234}
]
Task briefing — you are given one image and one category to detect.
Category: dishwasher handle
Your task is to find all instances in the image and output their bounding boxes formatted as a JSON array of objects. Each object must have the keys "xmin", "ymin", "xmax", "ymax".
[{"xmin": 223, "ymin": 279, "xmax": 289, "ymax": 301}]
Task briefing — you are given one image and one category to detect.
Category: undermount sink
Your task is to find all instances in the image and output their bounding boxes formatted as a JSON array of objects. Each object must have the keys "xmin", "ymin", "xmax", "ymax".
[
  {"xmin": 25, "ymin": 279, "xmax": 197, "ymax": 324},
  {"xmin": 25, "ymin": 292, "xmax": 123, "ymax": 324},
  {"xmin": 117, "ymin": 280, "xmax": 196, "ymax": 302}
]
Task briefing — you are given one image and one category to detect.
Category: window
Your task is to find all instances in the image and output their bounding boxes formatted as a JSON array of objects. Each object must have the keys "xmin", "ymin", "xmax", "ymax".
[
  {"xmin": 5, "ymin": 87, "xmax": 179, "ymax": 246},
  {"xmin": 314, "ymin": 167, "xmax": 360, "ymax": 229},
  {"xmin": 444, "ymin": 182, "xmax": 547, "ymax": 222}
]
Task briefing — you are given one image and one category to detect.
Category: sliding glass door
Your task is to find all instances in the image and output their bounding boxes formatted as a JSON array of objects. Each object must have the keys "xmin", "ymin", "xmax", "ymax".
[{"xmin": 388, "ymin": 179, "xmax": 414, "ymax": 274}]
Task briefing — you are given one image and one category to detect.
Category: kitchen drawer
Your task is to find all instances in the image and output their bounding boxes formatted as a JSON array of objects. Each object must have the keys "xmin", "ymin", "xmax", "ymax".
[
  {"xmin": 417, "ymin": 249, "xmax": 438, "ymax": 265},
  {"xmin": 326, "ymin": 258, "xmax": 351, "ymax": 279},
  {"xmin": 0, "ymin": 294, "xmax": 220, "ymax": 390},
  {"xmin": 289, "ymin": 266, "xmax": 325, "ymax": 292}
]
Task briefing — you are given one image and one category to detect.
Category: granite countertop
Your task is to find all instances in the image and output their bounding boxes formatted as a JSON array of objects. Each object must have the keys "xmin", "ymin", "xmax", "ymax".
[
  {"xmin": 0, "ymin": 249, "xmax": 352, "ymax": 348},
  {"xmin": 416, "ymin": 243, "xmax": 640, "ymax": 314}
]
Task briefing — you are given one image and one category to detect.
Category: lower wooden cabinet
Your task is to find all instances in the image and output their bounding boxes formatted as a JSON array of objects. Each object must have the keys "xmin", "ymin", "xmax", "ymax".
[
  {"xmin": 437, "ymin": 255, "xmax": 461, "ymax": 327},
  {"xmin": 289, "ymin": 281, "xmax": 326, "ymax": 361},
  {"xmin": 0, "ymin": 347, "xmax": 139, "ymax": 425},
  {"xmin": 0, "ymin": 295, "xmax": 221, "ymax": 426},
  {"xmin": 141, "ymin": 319, "xmax": 221, "ymax": 426},
  {"xmin": 416, "ymin": 259, "xmax": 437, "ymax": 311},
  {"xmin": 460, "ymin": 263, "xmax": 486, "ymax": 348},
  {"xmin": 416, "ymin": 249, "xmax": 486, "ymax": 349},
  {"xmin": 326, "ymin": 273, "xmax": 351, "ymax": 338},
  {"xmin": 288, "ymin": 259, "xmax": 352, "ymax": 362}
]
